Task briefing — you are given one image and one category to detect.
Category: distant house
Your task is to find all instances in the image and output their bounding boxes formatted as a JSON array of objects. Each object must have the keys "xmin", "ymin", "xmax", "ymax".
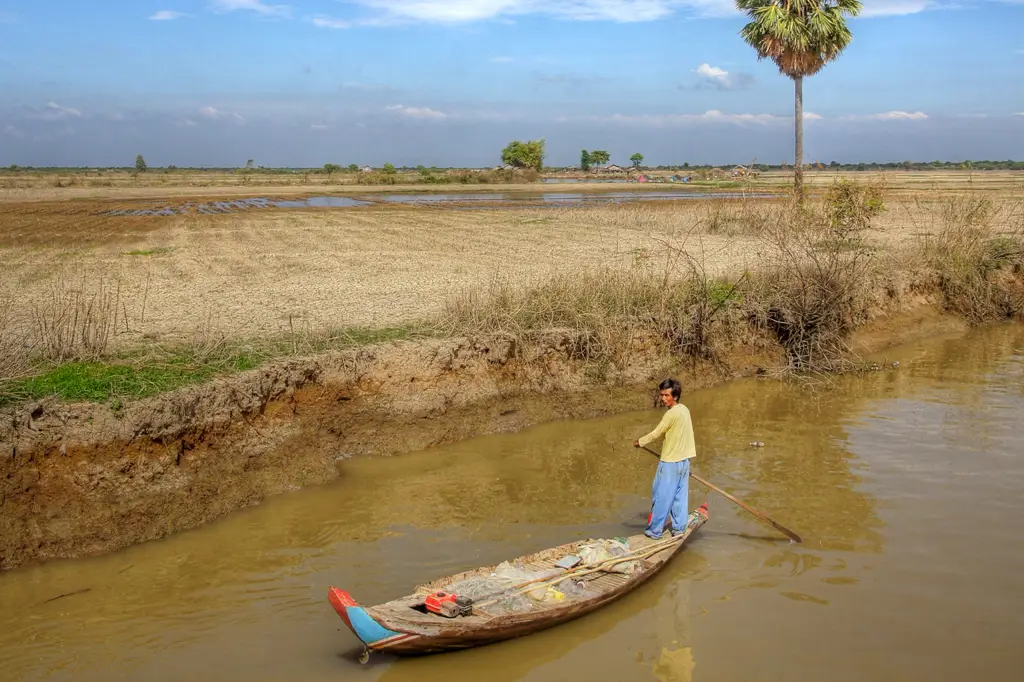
[
  {"xmin": 730, "ymin": 165, "xmax": 758, "ymax": 178},
  {"xmin": 602, "ymin": 164, "xmax": 625, "ymax": 173},
  {"xmin": 359, "ymin": 166, "xmax": 373, "ymax": 173}
]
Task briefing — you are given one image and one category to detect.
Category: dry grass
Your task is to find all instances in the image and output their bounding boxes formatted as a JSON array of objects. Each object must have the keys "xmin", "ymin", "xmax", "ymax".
[
  {"xmin": 0, "ymin": 200, "xmax": 772, "ymax": 347},
  {"xmin": 30, "ymin": 275, "xmax": 123, "ymax": 362},
  {"xmin": 442, "ymin": 183, "xmax": 1024, "ymax": 373},
  {"xmin": 1, "ymin": 180, "xmax": 1022, "ymax": 404},
  {"xmin": 1, "ymin": 168, "xmax": 1020, "ymax": 203},
  {"xmin": 0, "ymin": 296, "xmax": 32, "ymax": 384},
  {"xmin": 924, "ymin": 197, "xmax": 1024, "ymax": 321}
]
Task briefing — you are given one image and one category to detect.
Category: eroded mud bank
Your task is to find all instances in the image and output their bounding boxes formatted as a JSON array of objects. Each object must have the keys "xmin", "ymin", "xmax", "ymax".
[{"xmin": 0, "ymin": 296, "xmax": 971, "ymax": 571}]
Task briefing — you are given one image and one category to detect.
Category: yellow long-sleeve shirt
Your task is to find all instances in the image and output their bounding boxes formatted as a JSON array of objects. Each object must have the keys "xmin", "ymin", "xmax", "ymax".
[{"xmin": 639, "ymin": 403, "xmax": 696, "ymax": 463}]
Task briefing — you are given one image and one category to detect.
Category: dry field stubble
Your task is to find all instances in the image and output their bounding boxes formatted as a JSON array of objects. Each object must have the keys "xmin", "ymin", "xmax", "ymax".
[
  {"xmin": 752, "ymin": 169, "xmax": 1024, "ymax": 195},
  {"xmin": 1, "ymin": 168, "xmax": 1021, "ymax": 203},
  {"xmin": 1, "ymin": 187, "xmax": 1021, "ymax": 395},
  {"xmin": 0, "ymin": 199, "xmax": 779, "ymax": 347},
  {"xmin": 1, "ymin": 194, "xmax": 1015, "ymax": 343}
]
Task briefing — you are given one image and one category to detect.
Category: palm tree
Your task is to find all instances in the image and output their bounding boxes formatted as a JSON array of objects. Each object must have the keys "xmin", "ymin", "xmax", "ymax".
[{"xmin": 736, "ymin": 0, "xmax": 861, "ymax": 197}]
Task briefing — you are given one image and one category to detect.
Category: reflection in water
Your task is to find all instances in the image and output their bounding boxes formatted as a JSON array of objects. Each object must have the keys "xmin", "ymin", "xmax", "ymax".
[
  {"xmin": 0, "ymin": 324, "xmax": 1022, "ymax": 682},
  {"xmin": 650, "ymin": 581, "xmax": 695, "ymax": 682}
]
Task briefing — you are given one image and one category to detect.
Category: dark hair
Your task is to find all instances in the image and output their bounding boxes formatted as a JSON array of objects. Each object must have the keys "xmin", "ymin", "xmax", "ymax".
[{"xmin": 659, "ymin": 378, "xmax": 682, "ymax": 400}]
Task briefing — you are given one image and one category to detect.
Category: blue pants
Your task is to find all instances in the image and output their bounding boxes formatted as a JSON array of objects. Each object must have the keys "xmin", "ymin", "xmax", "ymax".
[{"xmin": 646, "ymin": 459, "xmax": 690, "ymax": 539}]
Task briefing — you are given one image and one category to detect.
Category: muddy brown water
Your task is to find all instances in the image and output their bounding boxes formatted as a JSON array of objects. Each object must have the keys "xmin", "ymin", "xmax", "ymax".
[{"xmin": 2, "ymin": 324, "xmax": 1023, "ymax": 682}]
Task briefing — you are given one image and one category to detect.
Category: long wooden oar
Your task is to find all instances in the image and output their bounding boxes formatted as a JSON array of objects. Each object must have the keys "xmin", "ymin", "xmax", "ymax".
[{"xmin": 639, "ymin": 445, "xmax": 802, "ymax": 543}]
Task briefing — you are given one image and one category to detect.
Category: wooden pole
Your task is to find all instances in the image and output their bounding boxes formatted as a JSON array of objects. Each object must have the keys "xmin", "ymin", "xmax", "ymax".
[{"xmin": 639, "ymin": 446, "xmax": 802, "ymax": 543}]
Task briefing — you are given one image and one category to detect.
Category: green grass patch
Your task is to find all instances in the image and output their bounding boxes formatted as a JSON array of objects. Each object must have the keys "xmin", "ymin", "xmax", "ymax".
[
  {"xmin": 705, "ymin": 279, "xmax": 743, "ymax": 308},
  {"xmin": 0, "ymin": 323, "xmax": 431, "ymax": 407},
  {"xmin": 10, "ymin": 362, "xmax": 216, "ymax": 403}
]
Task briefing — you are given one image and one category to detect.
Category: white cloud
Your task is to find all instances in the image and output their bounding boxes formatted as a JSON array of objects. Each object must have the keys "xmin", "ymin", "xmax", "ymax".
[
  {"xmin": 691, "ymin": 62, "xmax": 754, "ymax": 90},
  {"xmin": 150, "ymin": 10, "xmax": 186, "ymax": 20},
  {"xmin": 312, "ymin": 16, "xmax": 351, "ymax": 28},
  {"xmin": 843, "ymin": 110, "xmax": 929, "ymax": 121},
  {"xmin": 349, "ymin": 0, "xmax": 694, "ymax": 23},
  {"xmin": 385, "ymin": 105, "xmax": 447, "ymax": 120},
  {"xmin": 333, "ymin": 0, "xmax": 960, "ymax": 24},
  {"xmin": 594, "ymin": 110, "xmax": 790, "ymax": 126},
  {"xmin": 566, "ymin": 110, "xmax": 934, "ymax": 127},
  {"xmin": 197, "ymin": 106, "xmax": 246, "ymax": 123},
  {"xmin": 310, "ymin": 123, "xmax": 331, "ymax": 130},
  {"xmin": 694, "ymin": 63, "xmax": 728, "ymax": 83},
  {"xmin": 30, "ymin": 102, "xmax": 82, "ymax": 121},
  {"xmin": 3, "ymin": 124, "xmax": 25, "ymax": 138},
  {"xmin": 858, "ymin": 0, "xmax": 931, "ymax": 17},
  {"xmin": 177, "ymin": 119, "xmax": 199, "ymax": 128},
  {"xmin": 212, "ymin": 0, "xmax": 289, "ymax": 17}
]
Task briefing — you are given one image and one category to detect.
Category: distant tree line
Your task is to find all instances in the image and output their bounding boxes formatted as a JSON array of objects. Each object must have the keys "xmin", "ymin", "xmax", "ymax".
[{"xmin": 3, "ymin": 159, "xmax": 1024, "ymax": 174}]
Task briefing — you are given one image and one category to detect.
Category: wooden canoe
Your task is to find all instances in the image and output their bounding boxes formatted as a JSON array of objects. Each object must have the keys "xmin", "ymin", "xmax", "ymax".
[{"xmin": 328, "ymin": 503, "xmax": 708, "ymax": 657}]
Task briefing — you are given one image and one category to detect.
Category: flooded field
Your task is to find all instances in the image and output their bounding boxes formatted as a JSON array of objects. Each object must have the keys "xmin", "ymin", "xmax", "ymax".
[
  {"xmin": 1, "ymin": 323, "xmax": 1022, "ymax": 681},
  {"xmin": 101, "ymin": 190, "xmax": 771, "ymax": 216}
]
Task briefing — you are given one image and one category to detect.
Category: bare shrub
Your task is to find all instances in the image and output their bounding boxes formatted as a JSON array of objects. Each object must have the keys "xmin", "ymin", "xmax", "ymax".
[
  {"xmin": 657, "ymin": 273, "xmax": 746, "ymax": 364},
  {"xmin": 746, "ymin": 193, "xmax": 880, "ymax": 372},
  {"xmin": 31, "ymin": 275, "xmax": 124, "ymax": 362},
  {"xmin": 927, "ymin": 197, "xmax": 1024, "ymax": 321},
  {"xmin": 356, "ymin": 171, "xmax": 398, "ymax": 186},
  {"xmin": 440, "ymin": 267, "xmax": 690, "ymax": 363},
  {"xmin": 0, "ymin": 297, "xmax": 33, "ymax": 383},
  {"xmin": 825, "ymin": 178, "xmax": 886, "ymax": 234},
  {"xmin": 440, "ymin": 230, "xmax": 748, "ymax": 367}
]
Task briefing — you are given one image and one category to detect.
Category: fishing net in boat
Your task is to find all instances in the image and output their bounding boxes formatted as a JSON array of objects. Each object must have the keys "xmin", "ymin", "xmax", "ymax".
[
  {"xmin": 445, "ymin": 561, "xmax": 566, "ymax": 614},
  {"xmin": 444, "ymin": 576, "xmax": 532, "ymax": 614},
  {"xmin": 554, "ymin": 578, "xmax": 594, "ymax": 599},
  {"xmin": 577, "ymin": 538, "xmax": 639, "ymax": 574}
]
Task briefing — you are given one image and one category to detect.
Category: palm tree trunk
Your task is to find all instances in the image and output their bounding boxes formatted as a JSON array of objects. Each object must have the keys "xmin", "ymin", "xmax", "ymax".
[{"xmin": 794, "ymin": 75, "xmax": 804, "ymax": 199}]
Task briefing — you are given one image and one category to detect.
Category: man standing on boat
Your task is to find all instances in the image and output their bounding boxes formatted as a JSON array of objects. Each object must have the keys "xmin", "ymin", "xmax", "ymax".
[{"xmin": 634, "ymin": 378, "xmax": 696, "ymax": 540}]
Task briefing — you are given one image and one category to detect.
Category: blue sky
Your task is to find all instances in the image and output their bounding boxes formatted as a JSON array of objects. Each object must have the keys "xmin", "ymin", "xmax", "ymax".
[{"xmin": 1, "ymin": 0, "xmax": 1022, "ymax": 166}]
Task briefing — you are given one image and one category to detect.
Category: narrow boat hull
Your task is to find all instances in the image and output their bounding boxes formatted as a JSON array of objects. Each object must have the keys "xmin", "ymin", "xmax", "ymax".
[{"xmin": 329, "ymin": 505, "xmax": 708, "ymax": 656}]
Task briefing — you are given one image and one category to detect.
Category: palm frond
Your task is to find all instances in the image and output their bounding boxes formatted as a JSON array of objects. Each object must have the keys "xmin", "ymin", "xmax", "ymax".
[{"xmin": 736, "ymin": 0, "xmax": 860, "ymax": 78}]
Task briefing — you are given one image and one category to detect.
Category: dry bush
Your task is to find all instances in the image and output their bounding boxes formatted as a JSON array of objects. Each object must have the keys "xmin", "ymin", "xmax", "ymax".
[
  {"xmin": 440, "ymin": 269, "xmax": 672, "ymax": 361},
  {"xmin": 825, "ymin": 178, "xmax": 886, "ymax": 233},
  {"xmin": 31, "ymin": 275, "xmax": 124, "ymax": 362},
  {"xmin": 0, "ymin": 297, "xmax": 33, "ymax": 383},
  {"xmin": 927, "ymin": 197, "xmax": 1024, "ymax": 321},
  {"xmin": 701, "ymin": 200, "xmax": 785, "ymax": 237},
  {"xmin": 439, "ymin": 238, "xmax": 747, "ymax": 367},
  {"xmin": 440, "ymin": 181, "xmax": 891, "ymax": 373},
  {"xmin": 745, "ymin": 193, "xmax": 881, "ymax": 372}
]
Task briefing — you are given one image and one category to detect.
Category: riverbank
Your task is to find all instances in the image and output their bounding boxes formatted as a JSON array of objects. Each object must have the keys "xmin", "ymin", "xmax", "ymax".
[
  {"xmin": 1, "ymin": 185, "xmax": 1021, "ymax": 571},
  {"xmin": 0, "ymin": 304, "xmax": 967, "ymax": 572},
  {"xmin": 3, "ymin": 323, "xmax": 1022, "ymax": 682}
]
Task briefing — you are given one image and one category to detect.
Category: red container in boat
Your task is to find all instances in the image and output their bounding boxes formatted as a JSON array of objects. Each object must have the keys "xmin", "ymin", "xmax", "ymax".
[{"xmin": 424, "ymin": 591, "xmax": 457, "ymax": 615}]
